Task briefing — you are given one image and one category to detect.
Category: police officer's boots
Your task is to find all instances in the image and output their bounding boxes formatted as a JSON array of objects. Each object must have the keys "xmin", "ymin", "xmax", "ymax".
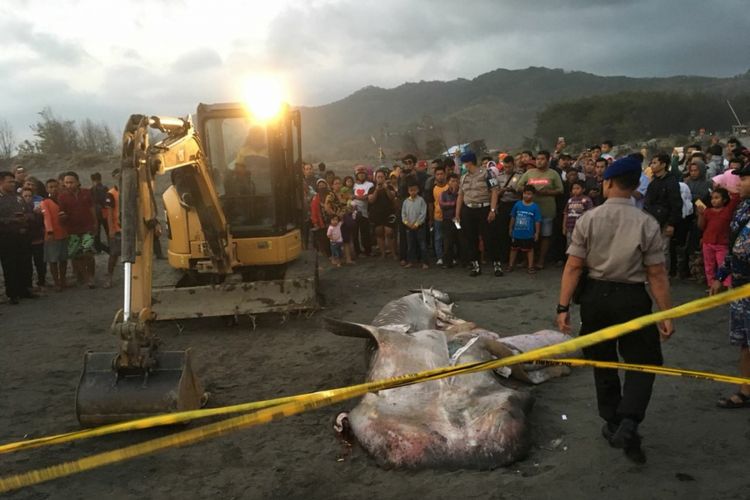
[{"xmin": 469, "ymin": 261, "xmax": 481, "ymax": 277}]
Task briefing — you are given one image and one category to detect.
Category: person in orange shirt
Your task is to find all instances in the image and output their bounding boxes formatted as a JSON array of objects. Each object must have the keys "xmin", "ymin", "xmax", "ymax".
[
  {"xmin": 41, "ymin": 178, "xmax": 69, "ymax": 291},
  {"xmin": 103, "ymin": 168, "xmax": 121, "ymax": 288}
]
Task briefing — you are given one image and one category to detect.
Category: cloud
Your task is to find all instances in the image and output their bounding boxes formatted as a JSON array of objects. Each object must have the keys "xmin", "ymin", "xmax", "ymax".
[
  {"xmin": 1, "ymin": 0, "xmax": 749, "ymax": 149},
  {"xmin": 0, "ymin": 18, "xmax": 90, "ymax": 65},
  {"xmin": 264, "ymin": 0, "xmax": 750, "ymax": 105},
  {"xmin": 170, "ymin": 48, "xmax": 223, "ymax": 72}
]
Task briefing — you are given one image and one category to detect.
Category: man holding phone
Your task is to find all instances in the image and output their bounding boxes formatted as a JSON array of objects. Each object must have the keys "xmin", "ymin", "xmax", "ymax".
[{"xmin": 0, "ymin": 171, "xmax": 34, "ymax": 303}]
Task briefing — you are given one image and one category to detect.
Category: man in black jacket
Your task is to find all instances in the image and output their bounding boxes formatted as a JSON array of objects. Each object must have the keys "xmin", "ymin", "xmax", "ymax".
[{"xmin": 643, "ymin": 153, "xmax": 683, "ymax": 272}]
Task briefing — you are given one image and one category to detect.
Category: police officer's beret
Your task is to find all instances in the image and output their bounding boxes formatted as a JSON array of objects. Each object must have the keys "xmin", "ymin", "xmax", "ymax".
[
  {"xmin": 731, "ymin": 163, "xmax": 750, "ymax": 176},
  {"xmin": 460, "ymin": 151, "xmax": 477, "ymax": 165},
  {"xmin": 603, "ymin": 155, "xmax": 642, "ymax": 180}
]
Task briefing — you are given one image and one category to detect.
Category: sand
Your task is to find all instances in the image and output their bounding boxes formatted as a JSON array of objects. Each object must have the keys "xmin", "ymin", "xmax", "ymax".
[{"xmin": 1, "ymin": 255, "xmax": 748, "ymax": 499}]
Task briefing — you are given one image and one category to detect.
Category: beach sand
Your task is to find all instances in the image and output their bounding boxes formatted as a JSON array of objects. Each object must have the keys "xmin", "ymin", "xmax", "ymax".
[{"xmin": 0, "ymin": 255, "xmax": 746, "ymax": 499}]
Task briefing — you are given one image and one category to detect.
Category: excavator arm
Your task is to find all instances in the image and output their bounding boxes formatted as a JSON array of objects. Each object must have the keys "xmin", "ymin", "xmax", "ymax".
[
  {"xmin": 75, "ymin": 114, "xmax": 214, "ymax": 426},
  {"xmin": 122, "ymin": 115, "xmax": 231, "ymax": 319}
]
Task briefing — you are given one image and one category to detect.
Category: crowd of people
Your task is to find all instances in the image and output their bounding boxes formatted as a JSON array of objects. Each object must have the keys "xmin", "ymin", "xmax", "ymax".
[
  {"xmin": 0, "ymin": 165, "xmax": 121, "ymax": 304},
  {"xmin": 303, "ymin": 136, "xmax": 750, "ymax": 288},
  {"xmin": 2, "ymin": 136, "xmax": 749, "ymax": 301}
]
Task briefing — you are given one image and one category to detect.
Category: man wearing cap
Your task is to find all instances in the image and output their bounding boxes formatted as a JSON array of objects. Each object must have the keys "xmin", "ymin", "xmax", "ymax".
[
  {"xmin": 712, "ymin": 161, "xmax": 750, "ymax": 409},
  {"xmin": 454, "ymin": 151, "xmax": 502, "ymax": 277},
  {"xmin": 556, "ymin": 154, "xmax": 674, "ymax": 464}
]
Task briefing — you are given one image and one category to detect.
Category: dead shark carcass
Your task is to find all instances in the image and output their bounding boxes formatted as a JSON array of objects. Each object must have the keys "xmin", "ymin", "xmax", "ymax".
[{"xmin": 325, "ymin": 290, "xmax": 575, "ymax": 469}]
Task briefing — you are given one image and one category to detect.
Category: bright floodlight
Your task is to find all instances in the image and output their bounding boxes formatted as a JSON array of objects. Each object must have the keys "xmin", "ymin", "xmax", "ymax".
[{"xmin": 243, "ymin": 74, "xmax": 285, "ymax": 121}]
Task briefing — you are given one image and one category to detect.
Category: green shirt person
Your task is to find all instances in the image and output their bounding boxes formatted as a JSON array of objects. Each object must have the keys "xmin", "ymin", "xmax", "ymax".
[{"xmin": 516, "ymin": 151, "xmax": 563, "ymax": 269}]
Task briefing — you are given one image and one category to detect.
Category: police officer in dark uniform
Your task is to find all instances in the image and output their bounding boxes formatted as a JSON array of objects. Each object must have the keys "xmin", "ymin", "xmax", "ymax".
[
  {"xmin": 0, "ymin": 171, "xmax": 34, "ymax": 304},
  {"xmin": 454, "ymin": 152, "xmax": 502, "ymax": 277},
  {"xmin": 556, "ymin": 154, "xmax": 675, "ymax": 464}
]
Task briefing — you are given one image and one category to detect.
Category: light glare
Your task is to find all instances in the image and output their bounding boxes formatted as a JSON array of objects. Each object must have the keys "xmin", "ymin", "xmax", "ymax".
[{"xmin": 243, "ymin": 74, "xmax": 286, "ymax": 121}]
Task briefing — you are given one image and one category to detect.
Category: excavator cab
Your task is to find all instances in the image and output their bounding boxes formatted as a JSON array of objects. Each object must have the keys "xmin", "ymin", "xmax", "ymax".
[
  {"xmin": 152, "ymin": 103, "xmax": 315, "ymax": 319},
  {"xmin": 199, "ymin": 103, "xmax": 303, "ymax": 267},
  {"xmin": 203, "ymin": 113, "xmax": 284, "ymax": 234},
  {"xmin": 162, "ymin": 103, "xmax": 305, "ymax": 280}
]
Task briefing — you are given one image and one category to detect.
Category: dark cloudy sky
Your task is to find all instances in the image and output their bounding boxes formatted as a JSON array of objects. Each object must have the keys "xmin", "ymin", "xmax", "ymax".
[{"xmin": 1, "ymin": 0, "xmax": 748, "ymax": 143}]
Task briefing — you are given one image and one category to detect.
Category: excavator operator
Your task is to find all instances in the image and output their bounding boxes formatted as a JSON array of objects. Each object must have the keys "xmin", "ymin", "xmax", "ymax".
[{"xmin": 224, "ymin": 160, "xmax": 256, "ymax": 225}]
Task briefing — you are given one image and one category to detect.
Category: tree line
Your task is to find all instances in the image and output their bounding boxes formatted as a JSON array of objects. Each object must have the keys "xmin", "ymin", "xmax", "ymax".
[
  {"xmin": 534, "ymin": 91, "xmax": 750, "ymax": 147},
  {"xmin": 0, "ymin": 107, "xmax": 117, "ymax": 159}
]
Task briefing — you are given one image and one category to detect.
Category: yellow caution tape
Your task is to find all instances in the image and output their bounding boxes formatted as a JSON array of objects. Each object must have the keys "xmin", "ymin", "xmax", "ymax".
[
  {"xmin": 0, "ymin": 394, "xmax": 298, "ymax": 455},
  {"xmin": 0, "ymin": 360, "xmax": 488, "ymax": 494},
  {"xmin": 0, "ymin": 359, "xmax": 481, "ymax": 456},
  {"xmin": 1, "ymin": 283, "xmax": 748, "ymax": 494},
  {"xmin": 538, "ymin": 358, "xmax": 750, "ymax": 385}
]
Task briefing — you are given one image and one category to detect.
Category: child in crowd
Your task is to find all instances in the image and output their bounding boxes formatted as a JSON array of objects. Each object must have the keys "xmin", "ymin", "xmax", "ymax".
[
  {"xmin": 401, "ymin": 180, "xmax": 428, "ymax": 269},
  {"xmin": 562, "ymin": 181, "xmax": 594, "ymax": 248},
  {"xmin": 508, "ymin": 185, "xmax": 541, "ymax": 273},
  {"xmin": 697, "ymin": 187, "xmax": 740, "ymax": 290},
  {"xmin": 327, "ymin": 214, "xmax": 343, "ymax": 267}
]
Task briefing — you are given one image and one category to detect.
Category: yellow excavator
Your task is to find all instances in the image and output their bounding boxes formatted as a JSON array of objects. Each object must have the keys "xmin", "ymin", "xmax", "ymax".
[{"xmin": 75, "ymin": 102, "xmax": 316, "ymax": 426}]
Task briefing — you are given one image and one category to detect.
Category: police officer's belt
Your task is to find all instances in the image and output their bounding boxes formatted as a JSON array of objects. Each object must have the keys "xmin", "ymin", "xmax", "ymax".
[
  {"xmin": 465, "ymin": 202, "xmax": 490, "ymax": 208},
  {"xmin": 587, "ymin": 278, "xmax": 645, "ymax": 290}
]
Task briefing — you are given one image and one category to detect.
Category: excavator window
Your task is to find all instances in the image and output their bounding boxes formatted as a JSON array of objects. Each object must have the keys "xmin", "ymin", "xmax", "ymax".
[{"xmin": 203, "ymin": 117, "xmax": 278, "ymax": 234}]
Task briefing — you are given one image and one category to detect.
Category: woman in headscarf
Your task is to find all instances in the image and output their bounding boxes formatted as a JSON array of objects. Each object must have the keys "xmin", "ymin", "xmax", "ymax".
[
  {"xmin": 685, "ymin": 159, "xmax": 711, "ymax": 203},
  {"xmin": 324, "ymin": 177, "xmax": 355, "ymax": 264},
  {"xmin": 310, "ymin": 178, "xmax": 331, "ymax": 258},
  {"xmin": 684, "ymin": 159, "xmax": 712, "ymax": 281}
]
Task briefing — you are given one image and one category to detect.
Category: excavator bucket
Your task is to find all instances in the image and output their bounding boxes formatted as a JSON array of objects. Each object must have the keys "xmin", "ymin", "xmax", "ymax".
[{"xmin": 75, "ymin": 349, "xmax": 206, "ymax": 427}]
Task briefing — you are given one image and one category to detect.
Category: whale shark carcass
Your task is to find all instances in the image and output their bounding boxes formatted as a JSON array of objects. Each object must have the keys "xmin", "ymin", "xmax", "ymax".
[{"xmin": 325, "ymin": 289, "xmax": 575, "ymax": 469}]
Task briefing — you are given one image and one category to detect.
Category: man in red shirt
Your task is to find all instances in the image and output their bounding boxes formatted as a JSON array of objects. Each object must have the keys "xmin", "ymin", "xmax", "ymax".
[{"xmin": 58, "ymin": 171, "xmax": 97, "ymax": 288}]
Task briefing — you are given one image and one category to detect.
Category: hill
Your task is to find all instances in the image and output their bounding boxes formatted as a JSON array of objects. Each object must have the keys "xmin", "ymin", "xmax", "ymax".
[{"xmin": 299, "ymin": 66, "xmax": 750, "ymax": 162}]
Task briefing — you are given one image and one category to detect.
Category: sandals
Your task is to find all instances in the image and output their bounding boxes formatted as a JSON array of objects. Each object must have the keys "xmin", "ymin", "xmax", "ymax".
[
  {"xmin": 717, "ymin": 392, "xmax": 750, "ymax": 409},
  {"xmin": 527, "ymin": 267, "xmax": 537, "ymax": 274}
]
